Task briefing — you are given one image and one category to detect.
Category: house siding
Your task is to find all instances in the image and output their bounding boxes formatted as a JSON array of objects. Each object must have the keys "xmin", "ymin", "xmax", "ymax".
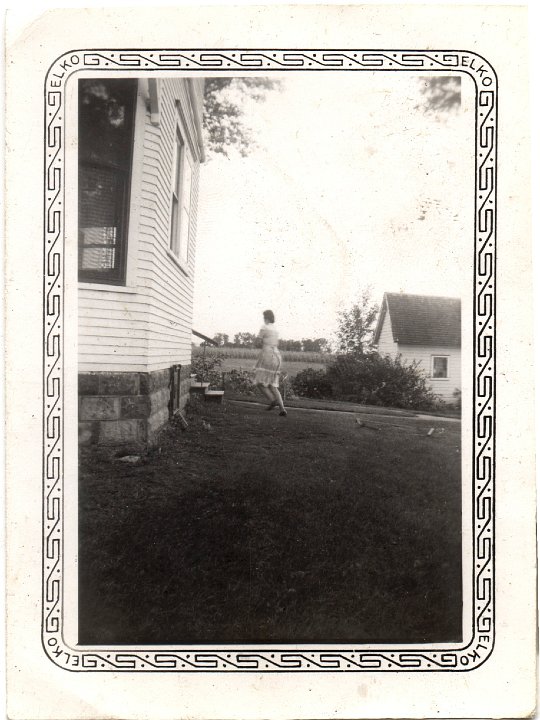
[
  {"xmin": 78, "ymin": 78, "xmax": 203, "ymax": 374},
  {"xmin": 376, "ymin": 311, "xmax": 398, "ymax": 355},
  {"xmin": 78, "ymin": 78, "xmax": 204, "ymax": 443},
  {"xmin": 397, "ymin": 344, "xmax": 461, "ymax": 403}
]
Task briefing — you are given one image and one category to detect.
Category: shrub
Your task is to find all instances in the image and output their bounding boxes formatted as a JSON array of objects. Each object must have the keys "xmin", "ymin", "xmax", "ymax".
[
  {"xmin": 290, "ymin": 368, "xmax": 333, "ymax": 399},
  {"xmin": 223, "ymin": 369, "xmax": 292, "ymax": 398},
  {"xmin": 224, "ymin": 368, "xmax": 257, "ymax": 395},
  {"xmin": 191, "ymin": 352, "xmax": 223, "ymax": 389},
  {"xmin": 326, "ymin": 353, "xmax": 437, "ymax": 410}
]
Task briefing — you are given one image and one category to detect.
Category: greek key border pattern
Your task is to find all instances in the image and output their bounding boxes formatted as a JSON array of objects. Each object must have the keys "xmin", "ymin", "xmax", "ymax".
[{"xmin": 43, "ymin": 49, "xmax": 496, "ymax": 672}]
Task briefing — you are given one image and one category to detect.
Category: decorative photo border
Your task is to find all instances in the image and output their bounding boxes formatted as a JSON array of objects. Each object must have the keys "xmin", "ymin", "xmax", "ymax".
[{"xmin": 43, "ymin": 49, "xmax": 496, "ymax": 673}]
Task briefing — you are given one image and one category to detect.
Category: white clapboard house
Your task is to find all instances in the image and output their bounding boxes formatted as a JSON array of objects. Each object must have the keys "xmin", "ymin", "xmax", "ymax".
[
  {"xmin": 78, "ymin": 77, "xmax": 205, "ymax": 445},
  {"xmin": 374, "ymin": 293, "xmax": 461, "ymax": 403}
]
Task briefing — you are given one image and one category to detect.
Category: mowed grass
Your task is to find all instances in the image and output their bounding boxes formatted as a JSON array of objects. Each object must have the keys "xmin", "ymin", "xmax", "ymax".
[{"xmin": 78, "ymin": 401, "xmax": 462, "ymax": 645}]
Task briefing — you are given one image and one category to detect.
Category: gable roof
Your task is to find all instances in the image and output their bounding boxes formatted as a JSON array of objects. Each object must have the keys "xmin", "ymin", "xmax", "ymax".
[{"xmin": 374, "ymin": 293, "xmax": 461, "ymax": 347}]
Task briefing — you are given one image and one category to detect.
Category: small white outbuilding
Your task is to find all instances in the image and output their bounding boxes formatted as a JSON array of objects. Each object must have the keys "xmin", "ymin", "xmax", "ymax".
[{"xmin": 374, "ymin": 293, "xmax": 461, "ymax": 404}]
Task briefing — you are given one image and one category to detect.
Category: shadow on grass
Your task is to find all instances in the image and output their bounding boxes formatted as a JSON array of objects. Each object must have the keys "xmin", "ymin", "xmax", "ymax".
[{"xmin": 79, "ymin": 401, "xmax": 462, "ymax": 645}]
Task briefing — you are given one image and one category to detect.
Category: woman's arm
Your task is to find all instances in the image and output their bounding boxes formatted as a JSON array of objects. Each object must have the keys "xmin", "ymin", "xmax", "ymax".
[{"xmin": 255, "ymin": 326, "xmax": 265, "ymax": 349}]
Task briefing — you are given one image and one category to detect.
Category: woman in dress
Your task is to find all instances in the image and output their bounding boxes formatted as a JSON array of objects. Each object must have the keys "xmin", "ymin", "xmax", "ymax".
[{"xmin": 254, "ymin": 310, "xmax": 287, "ymax": 416}]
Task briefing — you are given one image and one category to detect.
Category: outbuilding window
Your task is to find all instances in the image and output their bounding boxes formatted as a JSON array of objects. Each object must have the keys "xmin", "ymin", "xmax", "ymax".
[
  {"xmin": 431, "ymin": 355, "xmax": 449, "ymax": 379},
  {"xmin": 78, "ymin": 78, "xmax": 137, "ymax": 284}
]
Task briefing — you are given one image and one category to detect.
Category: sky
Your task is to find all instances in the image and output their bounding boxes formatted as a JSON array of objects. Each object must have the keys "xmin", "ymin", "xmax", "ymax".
[{"xmin": 192, "ymin": 72, "xmax": 475, "ymax": 342}]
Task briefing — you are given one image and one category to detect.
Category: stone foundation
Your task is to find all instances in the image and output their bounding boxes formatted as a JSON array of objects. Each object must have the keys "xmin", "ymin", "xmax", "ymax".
[{"xmin": 79, "ymin": 366, "xmax": 192, "ymax": 446}]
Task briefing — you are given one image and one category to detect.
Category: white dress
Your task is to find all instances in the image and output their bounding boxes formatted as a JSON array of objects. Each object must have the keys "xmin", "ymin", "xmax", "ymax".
[{"xmin": 253, "ymin": 324, "xmax": 282, "ymax": 387}]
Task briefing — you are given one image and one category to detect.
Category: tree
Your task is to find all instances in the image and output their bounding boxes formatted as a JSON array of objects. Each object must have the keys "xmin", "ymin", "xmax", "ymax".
[
  {"xmin": 336, "ymin": 290, "xmax": 379, "ymax": 355},
  {"xmin": 233, "ymin": 331, "xmax": 258, "ymax": 348},
  {"xmin": 316, "ymin": 338, "xmax": 332, "ymax": 354},
  {"xmin": 278, "ymin": 339, "xmax": 302, "ymax": 352},
  {"xmin": 302, "ymin": 338, "xmax": 331, "ymax": 353},
  {"xmin": 212, "ymin": 333, "xmax": 230, "ymax": 347},
  {"xmin": 417, "ymin": 76, "xmax": 461, "ymax": 116},
  {"xmin": 203, "ymin": 77, "xmax": 282, "ymax": 158}
]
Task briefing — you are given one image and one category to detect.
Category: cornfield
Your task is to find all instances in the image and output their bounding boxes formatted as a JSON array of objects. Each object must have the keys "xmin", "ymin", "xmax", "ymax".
[{"xmin": 192, "ymin": 346, "xmax": 335, "ymax": 364}]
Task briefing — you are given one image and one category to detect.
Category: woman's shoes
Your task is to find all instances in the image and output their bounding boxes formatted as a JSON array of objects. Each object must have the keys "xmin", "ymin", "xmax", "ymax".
[
  {"xmin": 279, "ymin": 410, "xmax": 287, "ymax": 417},
  {"xmin": 266, "ymin": 401, "xmax": 278, "ymax": 411}
]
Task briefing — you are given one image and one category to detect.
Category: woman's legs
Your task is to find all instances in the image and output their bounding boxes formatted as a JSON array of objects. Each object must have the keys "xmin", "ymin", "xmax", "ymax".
[
  {"xmin": 257, "ymin": 382, "xmax": 275, "ymax": 404},
  {"xmin": 269, "ymin": 385, "xmax": 286, "ymax": 414}
]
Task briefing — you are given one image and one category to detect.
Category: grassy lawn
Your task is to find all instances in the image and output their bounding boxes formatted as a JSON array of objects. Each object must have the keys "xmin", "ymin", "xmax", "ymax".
[{"xmin": 79, "ymin": 400, "xmax": 462, "ymax": 645}]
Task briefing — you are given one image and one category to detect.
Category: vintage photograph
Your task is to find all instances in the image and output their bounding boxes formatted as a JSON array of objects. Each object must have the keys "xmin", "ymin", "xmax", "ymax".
[
  {"xmin": 7, "ymin": 3, "xmax": 537, "ymax": 715},
  {"xmin": 76, "ymin": 68, "xmax": 470, "ymax": 646}
]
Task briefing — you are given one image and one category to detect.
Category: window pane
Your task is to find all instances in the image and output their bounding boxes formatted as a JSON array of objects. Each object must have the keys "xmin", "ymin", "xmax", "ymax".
[
  {"xmin": 182, "ymin": 156, "xmax": 192, "ymax": 213},
  {"xmin": 170, "ymin": 129, "xmax": 193, "ymax": 265},
  {"xmin": 173, "ymin": 136, "xmax": 182, "ymax": 191},
  {"xmin": 79, "ymin": 79, "xmax": 137, "ymax": 169},
  {"xmin": 78, "ymin": 78, "xmax": 136, "ymax": 283},
  {"xmin": 170, "ymin": 196, "xmax": 179, "ymax": 254},
  {"xmin": 79, "ymin": 164, "xmax": 124, "ymax": 277},
  {"xmin": 80, "ymin": 165, "xmax": 120, "ymax": 228},
  {"xmin": 433, "ymin": 357, "xmax": 448, "ymax": 378},
  {"xmin": 178, "ymin": 154, "xmax": 192, "ymax": 263},
  {"xmin": 179, "ymin": 207, "xmax": 190, "ymax": 263},
  {"xmin": 81, "ymin": 246, "xmax": 116, "ymax": 271}
]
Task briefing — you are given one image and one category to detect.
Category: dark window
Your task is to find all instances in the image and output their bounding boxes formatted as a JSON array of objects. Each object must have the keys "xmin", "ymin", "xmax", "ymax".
[
  {"xmin": 78, "ymin": 79, "xmax": 137, "ymax": 284},
  {"xmin": 432, "ymin": 356, "xmax": 449, "ymax": 378}
]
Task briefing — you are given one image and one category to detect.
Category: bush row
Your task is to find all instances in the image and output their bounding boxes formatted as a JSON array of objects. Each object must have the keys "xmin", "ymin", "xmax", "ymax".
[
  {"xmin": 321, "ymin": 354, "xmax": 437, "ymax": 410},
  {"xmin": 192, "ymin": 350, "xmax": 457, "ymax": 411}
]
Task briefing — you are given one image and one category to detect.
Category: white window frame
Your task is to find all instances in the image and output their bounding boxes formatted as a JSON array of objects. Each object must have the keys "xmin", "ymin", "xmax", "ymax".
[
  {"xmin": 431, "ymin": 355, "xmax": 450, "ymax": 380},
  {"xmin": 169, "ymin": 124, "xmax": 193, "ymax": 271}
]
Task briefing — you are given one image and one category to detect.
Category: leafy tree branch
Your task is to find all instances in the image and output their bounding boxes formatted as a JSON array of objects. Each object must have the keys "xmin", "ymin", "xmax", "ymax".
[{"xmin": 203, "ymin": 77, "xmax": 282, "ymax": 158}]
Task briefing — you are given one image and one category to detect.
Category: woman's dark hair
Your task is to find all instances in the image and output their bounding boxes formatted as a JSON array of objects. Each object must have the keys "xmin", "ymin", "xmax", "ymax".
[{"xmin": 263, "ymin": 309, "xmax": 275, "ymax": 323}]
